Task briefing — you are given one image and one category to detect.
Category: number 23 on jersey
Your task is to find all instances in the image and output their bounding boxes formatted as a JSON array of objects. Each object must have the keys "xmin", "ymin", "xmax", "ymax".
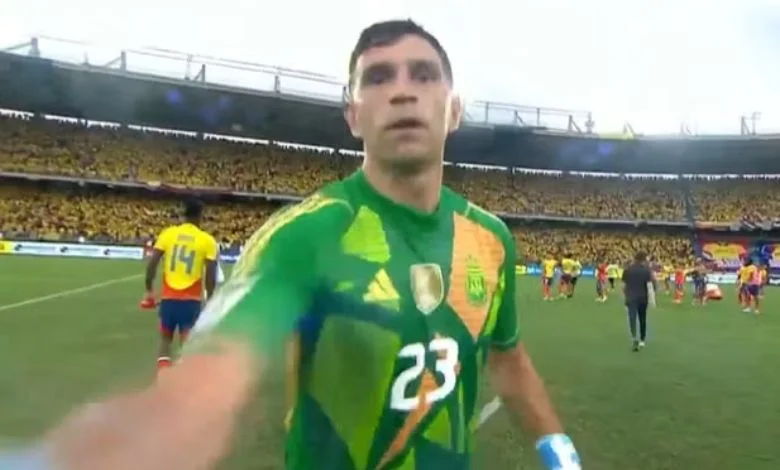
[{"xmin": 390, "ymin": 337, "xmax": 459, "ymax": 412}]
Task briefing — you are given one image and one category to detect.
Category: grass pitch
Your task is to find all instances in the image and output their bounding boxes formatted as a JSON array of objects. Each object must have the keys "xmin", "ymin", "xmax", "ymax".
[{"xmin": 0, "ymin": 256, "xmax": 778, "ymax": 469}]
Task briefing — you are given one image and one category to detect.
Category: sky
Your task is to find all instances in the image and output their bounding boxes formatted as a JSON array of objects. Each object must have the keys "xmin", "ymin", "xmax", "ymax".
[{"xmin": 2, "ymin": 0, "xmax": 780, "ymax": 135}]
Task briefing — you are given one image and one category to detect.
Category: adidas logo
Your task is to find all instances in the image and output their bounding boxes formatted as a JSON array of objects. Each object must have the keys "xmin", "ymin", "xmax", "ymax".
[{"xmin": 363, "ymin": 269, "xmax": 400, "ymax": 311}]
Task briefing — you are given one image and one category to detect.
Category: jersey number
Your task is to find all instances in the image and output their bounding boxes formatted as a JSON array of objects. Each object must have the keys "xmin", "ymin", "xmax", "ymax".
[
  {"xmin": 390, "ymin": 337, "xmax": 459, "ymax": 412},
  {"xmin": 169, "ymin": 244, "xmax": 196, "ymax": 274}
]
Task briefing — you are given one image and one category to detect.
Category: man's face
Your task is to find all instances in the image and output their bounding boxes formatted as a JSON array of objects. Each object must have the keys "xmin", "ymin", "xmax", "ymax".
[{"xmin": 345, "ymin": 34, "xmax": 461, "ymax": 171}]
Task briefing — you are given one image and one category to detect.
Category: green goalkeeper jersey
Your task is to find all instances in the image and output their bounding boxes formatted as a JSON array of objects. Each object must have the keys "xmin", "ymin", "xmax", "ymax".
[{"xmin": 194, "ymin": 170, "xmax": 520, "ymax": 470}]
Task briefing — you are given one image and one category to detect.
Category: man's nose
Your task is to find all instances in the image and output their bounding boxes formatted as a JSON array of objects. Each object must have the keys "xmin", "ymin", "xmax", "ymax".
[{"xmin": 388, "ymin": 75, "xmax": 418, "ymax": 106}]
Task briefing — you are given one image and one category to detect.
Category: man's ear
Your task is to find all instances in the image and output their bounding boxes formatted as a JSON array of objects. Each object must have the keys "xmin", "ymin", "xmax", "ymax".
[
  {"xmin": 343, "ymin": 94, "xmax": 362, "ymax": 139},
  {"xmin": 447, "ymin": 93, "xmax": 463, "ymax": 134}
]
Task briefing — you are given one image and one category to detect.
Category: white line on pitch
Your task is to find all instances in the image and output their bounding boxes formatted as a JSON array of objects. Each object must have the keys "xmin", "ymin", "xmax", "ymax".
[
  {"xmin": 477, "ymin": 396, "xmax": 503, "ymax": 428},
  {"xmin": 0, "ymin": 274, "xmax": 142, "ymax": 312}
]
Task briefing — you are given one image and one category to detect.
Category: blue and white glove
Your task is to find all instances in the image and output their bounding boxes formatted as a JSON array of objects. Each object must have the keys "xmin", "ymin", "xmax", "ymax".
[{"xmin": 536, "ymin": 434, "xmax": 582, "ymax": 470}]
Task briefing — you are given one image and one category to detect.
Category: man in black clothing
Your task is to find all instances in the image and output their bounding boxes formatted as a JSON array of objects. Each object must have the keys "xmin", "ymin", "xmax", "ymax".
[{"xmin": 622, "ymin": 251, "xmax": 657, "ymax": 351}]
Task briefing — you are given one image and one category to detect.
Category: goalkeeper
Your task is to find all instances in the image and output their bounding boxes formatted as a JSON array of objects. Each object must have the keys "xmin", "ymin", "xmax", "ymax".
[{"xmin": 1, "ymin": 19, "xmax": 581, "ymax": 470}]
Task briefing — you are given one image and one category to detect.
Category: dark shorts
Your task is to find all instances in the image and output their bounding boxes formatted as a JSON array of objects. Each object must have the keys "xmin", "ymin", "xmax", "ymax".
[
  {"xmin": 694, "ymin": 280, "xmax": 706, "ymax": 295},
  {"xmin": 571, "ymin": 276, "xmax": 579, "ymax": 286},
  {"xmin": 543, "ymin": 277, "xmax": 553, "ymax": 287},
  {"xmin": 561, "ymin": 274, "xmax": 572, "ymax": 283},
  {"xmin": 747, "ymin": 284, "xmax": 760, "ymax": 297},
  {"xmin": 159, "ymin": 299, "xmax": 202, "ymax": 335},
  {"xmin": 608, "ymin": 277, "xmax": 616, "ymax": 287}
]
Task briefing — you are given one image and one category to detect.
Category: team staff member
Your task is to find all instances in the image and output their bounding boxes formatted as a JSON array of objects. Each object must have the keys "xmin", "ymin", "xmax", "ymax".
[{"xmin": 622, "ymin": 252, "xmax": 656, "ymax": 352}]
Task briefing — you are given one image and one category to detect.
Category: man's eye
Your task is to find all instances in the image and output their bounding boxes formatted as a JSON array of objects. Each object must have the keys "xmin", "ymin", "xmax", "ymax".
[{"xmin": 362, "ymin": 66, "xmax": 394, "ymax": 86}]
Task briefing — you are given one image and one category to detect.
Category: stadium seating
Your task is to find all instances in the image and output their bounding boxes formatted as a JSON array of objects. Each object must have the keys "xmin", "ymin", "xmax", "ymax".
[
  {"xmin": 0, "ymin": 183, "xmax": 693, "ymax": 265},
  {"xmin": 0, "ymin": 116, "xmax": 688, "ymax": 222},
  {"xmin": 690, "ymin": 179, "xmax": 780, "ymax": 224},
  {"xmin": 0, "ymin": 184, "xmax": 273, "ymax": 247},
  {"xmin": 513, "ymin": 225, "xmax": 694, "ymax": 266}
]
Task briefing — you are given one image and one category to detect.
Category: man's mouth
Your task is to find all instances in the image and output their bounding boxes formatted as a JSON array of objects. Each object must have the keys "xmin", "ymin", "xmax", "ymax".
[{"xmin": 386, "ymin": 118, "xmax": 426, "ymax": 130}]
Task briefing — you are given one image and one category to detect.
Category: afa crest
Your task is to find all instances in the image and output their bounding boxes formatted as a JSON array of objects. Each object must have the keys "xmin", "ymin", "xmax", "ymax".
[
  {"xmin": 465, "ymin": 256, "xmax": 488, "ymax": 306},
  {"xmin": 410, "ymin": 263, "xmax": 444, "ymax": 315}
]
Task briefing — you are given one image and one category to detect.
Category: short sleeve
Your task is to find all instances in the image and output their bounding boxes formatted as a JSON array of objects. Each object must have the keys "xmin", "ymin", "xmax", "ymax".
[
  {"xmin": 188, "ymin": 197, "xmax": 350, "ymax": 358},
  {"xmin": 204, "ymin": 236, "xmax": 219, "ymax": 261},
  {"xmin": 490, "ymin": 232, "xmax": 519, "ymax": 351},
  {"xmin": 153, "ymin": 228, "xmax": 169, "ymax": 251}
]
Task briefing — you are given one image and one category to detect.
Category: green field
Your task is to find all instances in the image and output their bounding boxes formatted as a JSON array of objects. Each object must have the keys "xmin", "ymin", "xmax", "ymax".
[{"xmin": 0, "ymin": 256, "xmax": 778, "ymax": 469}]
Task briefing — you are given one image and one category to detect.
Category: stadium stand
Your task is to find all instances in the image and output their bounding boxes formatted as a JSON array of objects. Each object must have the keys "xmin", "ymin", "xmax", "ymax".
[
  {"xmin": 690, "ymin": 178, "xmax": 780, "ymax": 224},
  {"xmin": 1, "ymin": 117, "xmax": 688, "ymax": 221},
  {"xmin": 513, "ymin": 225, "xmax": 694, "ymax": 265},
  {"xmin": 0, "ymin": 180, "xmax": 693, "ymax": 265},
  {"xmin": 0, "ymin": 183, "xmax": 274, "ymax": 248}
]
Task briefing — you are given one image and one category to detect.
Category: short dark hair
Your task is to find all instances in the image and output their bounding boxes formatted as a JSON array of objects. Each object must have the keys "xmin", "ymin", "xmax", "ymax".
[
  {"xmin": 183, "ymin": 199, "xmax": 203, "ymax": 220},
  {"xmin": 634, "ymin": 252, "xmax": 647, "ymax": 263},
  {"xmin": 348, "ymin": 19, "xmax": 453, "ymax": 88}
]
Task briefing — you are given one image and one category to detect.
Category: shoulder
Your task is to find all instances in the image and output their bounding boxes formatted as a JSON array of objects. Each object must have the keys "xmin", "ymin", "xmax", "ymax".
[
  {"xmin": 447, "ymin": 187, "xmax": 513, "ymax": 246},
  {"xmin": 247, "ymin": 190, "xmax": 354, "ymax": 251},
  {"xmin": 155, "ymin": 225, "xmax": 175, "ymax": 244}
]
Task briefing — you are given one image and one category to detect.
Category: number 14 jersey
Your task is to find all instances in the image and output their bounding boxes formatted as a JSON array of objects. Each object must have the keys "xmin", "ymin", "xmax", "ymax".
[{"xmin": 202, "ymin": 170, "xmax": 520, "ymax": 470}]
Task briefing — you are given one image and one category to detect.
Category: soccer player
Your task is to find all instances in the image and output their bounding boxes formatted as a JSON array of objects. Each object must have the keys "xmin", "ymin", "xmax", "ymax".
[
  {"xmin": 569, "ymin": 257, "xmax": 582, "ymax": 297},
  {"xmin": 559, "ymin": 254, "xmax": 576, "ymax": 298},
  {"xmin": 736, "ymin": 261, "xmax": 748, "ymax": 307},
  {"xmin": 690, "ymin": 259, "xmax": 708, "ymax": 306},
  {"xmin": 143, "ymin": 199, "xmax": 218, "ymax": 373},
  {"xmin": 595, "ymin": 260, "xmax": 608, "ymax": 302},
  {"xmin": 661, "ymin": 262, "xmax": 673, "ymax": 294},
  {"xmin": 606, "ymin": 261, "xmax": 619, "ymax": 292},
  {"xmin": 541, "ymin": 255, "xmax": 557, "ymax": 300},
  {"xmin": 739, "ymin": 258, "xmax": 759, "ymax": 314},
  {"xmin": 13, "ymin": 20, "xmax": 580, "ymax": 470},
  {"xmin": 758, "ymin": 262, "xmax": 768, "ymax": 298},
  {"xmin": 673, "ymin": 263, "xmax": 686, "ymax": 304}
]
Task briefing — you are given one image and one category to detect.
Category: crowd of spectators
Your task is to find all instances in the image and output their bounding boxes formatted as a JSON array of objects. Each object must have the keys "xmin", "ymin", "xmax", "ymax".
[
  {"xmin": 690, "ymin": 179, "xmax": 780, "ymax": 224},
  {"xmin": 2, "ymin": 114, "xmax": 771, "ymax": 263},
  {"xmin": 1, "ymin": 116, "xmax": 689, "ymax": 221},
  {"xmin": 0, "ymin": 183, "xmax": 693, "ymax": 265},
  {"xmin": 514, "ymin": 225, "xmax": 694, "ymax": 266},
  {"xmin": 0, "ymin": 184, "xmax": 273, "ymax": 247}
]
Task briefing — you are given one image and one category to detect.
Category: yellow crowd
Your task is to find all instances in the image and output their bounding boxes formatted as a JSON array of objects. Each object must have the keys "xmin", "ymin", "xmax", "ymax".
[
  {"xmin": 1, "ymin": 117, "xmax": 696, "ymax": 221},
  {"xmin": 0, "ymin": 182, "xmax": 693, "ymax": 264}
]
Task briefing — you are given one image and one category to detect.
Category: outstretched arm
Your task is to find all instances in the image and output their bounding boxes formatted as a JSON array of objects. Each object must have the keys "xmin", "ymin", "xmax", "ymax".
[
  {"xmin": 489, "ymin": 343, "xmax": 563, "ymax": 436},
  {"xmin": 487, "ymin": 235, "xmax": 581, "ymax": 470}
]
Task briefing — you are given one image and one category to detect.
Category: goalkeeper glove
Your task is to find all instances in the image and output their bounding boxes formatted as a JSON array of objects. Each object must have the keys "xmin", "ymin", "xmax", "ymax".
[
  {"xmin": 139, "ymin": 292, "xmax": 157, "ymax": 310},
  {"xmin": 536, "ymin": 434, "xmax": 581, "ymax": 470}
]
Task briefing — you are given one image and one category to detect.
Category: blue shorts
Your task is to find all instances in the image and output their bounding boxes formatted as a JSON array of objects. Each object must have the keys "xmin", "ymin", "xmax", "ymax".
[
  {"xmin": 747, "ymin": 284, "xmax": 760, "ymax": 297},
  {"xmin": 159, "ymin": 299, "xmax": 202, "ymax": 335}
]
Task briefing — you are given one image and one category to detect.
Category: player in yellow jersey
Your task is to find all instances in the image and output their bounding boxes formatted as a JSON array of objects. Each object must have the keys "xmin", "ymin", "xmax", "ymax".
[
  {"xmin": 559, "ymin": 254, "xmax": 576, "ymax": 298},
  {"xmin": 758, "ymin": 262, "xmax": 768, "ymax": 298},
  {"xmin": 541, "ymin": 256, "xmax": 558, "ymax": 300},
  {"xmin": 661, "ymin": 263, "xmax": 673, "ymax": 294},
  {"xmin": 736, "ymin": 262, "xmax": 748, "ymax": 306},
  {"xmin": 738, "ymin": 258, "xmax": 759, "ymax": 313},
  {"xmin": 606, "ymin": 261, "xmax": 619, "ymax": 292},
  {"xmin": 143, "ymin": 200, "xmax": 219, "ymax": 373}
]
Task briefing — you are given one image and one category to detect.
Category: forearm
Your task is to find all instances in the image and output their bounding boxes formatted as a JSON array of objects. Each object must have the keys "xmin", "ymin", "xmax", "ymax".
[
  {"xmin": 144, "ymin": 262, "xmax": 156, "ymax": 292},
  {"xmin": 34, "ymin": 341, "xmax": 255, "ymax": 470},
  {"xmin": 489, "ymin": 345, "xmax": 563, "ymax": 438}
]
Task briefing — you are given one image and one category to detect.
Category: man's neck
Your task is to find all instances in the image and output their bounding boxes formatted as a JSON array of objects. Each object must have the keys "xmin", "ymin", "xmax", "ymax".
[{"xmin": 362, "ymin": 158, "xmax": 442, "ymax": 213}]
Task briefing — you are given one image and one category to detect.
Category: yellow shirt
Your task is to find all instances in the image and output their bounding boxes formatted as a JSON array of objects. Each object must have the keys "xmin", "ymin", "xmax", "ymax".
[
  {"xmin": 154, "ymin": 222, "xmax": 219, "ymax": 300},
  {"xmin": 739, "ymin": 265, "xmax": 756, "ymax": 285},
  {"xmin": 542, "ymin": 259, "xmax": 557, "ymax": 278},
  {"xmin": 561, "ymin": 258, "xmax": 576, "ymax": 275},
  {"xmin": 607, "ymin": 264, "xmax": 619, "ymax": 278},
  {"xmin": 572, "ymin": 260, "xmax": 582, "ymax": 276}
]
